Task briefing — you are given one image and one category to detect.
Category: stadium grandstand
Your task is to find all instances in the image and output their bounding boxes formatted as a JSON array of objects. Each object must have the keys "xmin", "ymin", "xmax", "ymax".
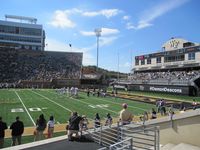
[
  {"xmin": 115, "ymin": 38, "xmax": 200, "ymax": 96},
  {"xmin": 0, "ymin": 48, "xmax": 83, "ymax": 88}
]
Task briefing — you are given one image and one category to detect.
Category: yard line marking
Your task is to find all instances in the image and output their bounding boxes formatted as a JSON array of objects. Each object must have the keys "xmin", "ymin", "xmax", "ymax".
[
  {"xmin": 31, "ymin": 91, "xmax": 73, "ymax": 113},
  {"xmin": 71, "ymin": 97, "xmax": 118, "ymax": 114},
  {"xmin": 90, "ymin": 96, "xmax": 147, "ymax": 111},
  {"xmin": 46, "ymin": 90, "xmax": 118, "ymax": 114},
  {"xmin": 14, "ymin": 91, "xmax": 36, "ymax": 126}
]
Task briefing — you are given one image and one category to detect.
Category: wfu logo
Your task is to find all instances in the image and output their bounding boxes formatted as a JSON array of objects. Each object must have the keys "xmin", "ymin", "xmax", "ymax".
[{"xmin": 170, "ymin": 40, "xmax": 179, "ymax": 48}]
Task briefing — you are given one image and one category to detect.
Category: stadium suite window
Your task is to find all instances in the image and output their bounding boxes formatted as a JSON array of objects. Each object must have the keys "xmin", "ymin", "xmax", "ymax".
[
  {"xmin": 141, "ymin": 59, "xmax": 145, "ymax": 65},
  {"xmin": 147, "ymin": 58, "xmax": 151, "ymax": 64},
  {"xmin": 135, "ymin": 59, "xmax": 139, "ymax": 65},
  {"xmin": 164, "ymin": 55, "xmax": 184, "ymax": 62},
  {"xmin": 188, "ymin": 52, "xmax": 195, "ymax": 60},
  {"xmin": 156, "ymin": 57, "xmax": 161, "ymax": 63}
]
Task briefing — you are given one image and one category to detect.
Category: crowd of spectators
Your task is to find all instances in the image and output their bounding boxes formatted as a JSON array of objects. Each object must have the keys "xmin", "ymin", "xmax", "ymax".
[
  {"xmin": 128, "ymin": 70, "xmax": 200, "ymax": 84},
  {"xmin": 0, "ymin": 48, "xmax": 82, "ymax": 84}
]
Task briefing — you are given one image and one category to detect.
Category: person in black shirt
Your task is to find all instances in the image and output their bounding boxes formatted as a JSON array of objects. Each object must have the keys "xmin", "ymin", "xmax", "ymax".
[
  {"xmin": 34, "ymin": 114, "xmax": 46, "ymax": 141},
  {"xmin": 0, "ymin": 117, "xmax": 8, "ymax": 148},
  {"xmin": 68, "ymin": 112, "xmax": 82, "ymax": 141},
  {"xmin": 94, "ymin": 113, "xmax": 101, "ymax": 128},
  {"xmin": 151, "ymin": 108, "xmax": 157, "ymax": 119},
  {"xmin": 10, "ymin": 116, "xmax": 24, "ymax": 146}
]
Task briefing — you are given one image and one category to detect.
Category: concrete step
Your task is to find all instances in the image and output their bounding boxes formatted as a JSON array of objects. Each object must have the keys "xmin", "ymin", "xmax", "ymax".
[
  {"xmin": 161, "ymin": 143, "xmax": 200, "ymax": 150},
  {"xmin": 161, "ymin": 143, "xmax": 176, "ymax": 150}
]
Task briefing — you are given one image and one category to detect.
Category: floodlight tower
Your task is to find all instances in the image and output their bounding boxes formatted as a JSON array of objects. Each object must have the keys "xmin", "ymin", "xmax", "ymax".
[{"xmin": 94, "ymin": 28, "xmax": 102, "ymax": 71}]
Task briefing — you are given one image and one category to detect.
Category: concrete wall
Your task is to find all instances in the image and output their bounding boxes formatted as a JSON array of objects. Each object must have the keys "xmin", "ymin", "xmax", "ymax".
[{"xmin": 145, "ymin": 109, "xmax": 200, "ymax": 147}]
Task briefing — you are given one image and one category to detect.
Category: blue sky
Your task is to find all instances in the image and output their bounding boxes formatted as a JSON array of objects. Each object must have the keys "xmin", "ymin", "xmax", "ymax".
[{"xmin": 1, "ymin": 0, "xmax": 200, "ymax": 73}]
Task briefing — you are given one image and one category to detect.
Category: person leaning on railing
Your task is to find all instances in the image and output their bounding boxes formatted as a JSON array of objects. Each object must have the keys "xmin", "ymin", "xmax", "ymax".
[
  {"xmin": 68, "ymin": 112, "xmax": 82, "ymax": 141},
  {"xmin": 79, "ymin": 115, "xmax": 89, "ymax": 136},
  {"xmin": 119, "ymin": 103, "xmax": 133, "ymax": 125},
  {"xmin": 94, "ymin": 113, "xmax": 101, "ymax": 128}
]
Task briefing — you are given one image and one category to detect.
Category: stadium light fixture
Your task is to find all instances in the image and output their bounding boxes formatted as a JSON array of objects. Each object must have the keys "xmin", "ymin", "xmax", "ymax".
[{"xmin": 94, "ymin": 28, "xmax": 102, "ymax": 71}]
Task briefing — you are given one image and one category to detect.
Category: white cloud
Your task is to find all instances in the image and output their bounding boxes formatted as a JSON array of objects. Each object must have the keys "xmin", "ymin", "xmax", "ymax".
[
  {"xmin": 126, "ymin": 22, "xmax": 135, "ymax": 30},
  {"xmin": 127, "ymin": 0, "xmax": 189, "ymax": 30},
  {"xmin": 123, "ymin": 15, "xmax": 130, "ymax": 20},
  {"xmin": 101, "ymin": 28, "xmax": 119, "ymax": 36},
  {"xmin": 80, "ymin": 27, "xmax": 119, "ymax": 36},
  {"xmin": 136, "ymin": 21, "xmax": 153, "ymax": 29},
  {"xmin": 49, "ymin": 8, "xmax": 121, "ymax": 29},
  {"xmin": 82, "ymin": 9, "xmax": 121, "ymax": 19},
  {"xmin": 80, "ymin": 31, "xmax": 94, "ymax": 36},
  {"xmin": 48, "ymin": 10, "xmax": 76, "ymax": 28}
]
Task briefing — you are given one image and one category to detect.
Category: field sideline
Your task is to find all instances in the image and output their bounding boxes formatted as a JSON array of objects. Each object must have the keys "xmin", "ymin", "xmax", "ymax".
[{"xmin": 0, "ymin": 89, "xmax": 156, "ymax": 128}]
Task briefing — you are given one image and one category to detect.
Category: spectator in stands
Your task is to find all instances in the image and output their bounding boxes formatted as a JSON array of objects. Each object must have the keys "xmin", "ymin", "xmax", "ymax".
[
  {"xmin": 79, "ymin": 115, "xmax": 89, "ymax": 136},
  {"xmin": 47, "ymin": 116, "xmax": 55, "ymax": 138},
  {"xmin": 105, "ymin": 113, "xmax": 113, "ymax": 127},
  {"xmin": 151, "ymin": 108, "xmax": 157, "ymax": 119},
  {"xmin": 34, "ymin": 114, "xmax": 47, "ymax": 141},
  {"xmin": 119, "ymin": 103, "xmax": 133, "ymax": 125},
  {"xmin": 94, "ymin": 113, "xmax": 101, "ymax": 128},
  {"xmin": 68, "ymin": 112, "xmax": 82, "ymax": 141},
  {"xmin": 0, "ymin": 117, "xmax": 8, "ymax": 148},
  {"xmin": 10, "ymin": 116, "xmax": 24, "ymax": 146}
]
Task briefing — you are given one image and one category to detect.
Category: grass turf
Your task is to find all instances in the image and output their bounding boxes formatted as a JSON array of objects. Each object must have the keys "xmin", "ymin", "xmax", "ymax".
[{"xmin": 0, "ymin": 89, "xmax": 155, "ymax": 127}]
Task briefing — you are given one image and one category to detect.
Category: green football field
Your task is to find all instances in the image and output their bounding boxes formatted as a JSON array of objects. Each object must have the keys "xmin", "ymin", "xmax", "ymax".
[{"xmin": 0, "ymin": 89, "xmax": 156, "ymax": 127}]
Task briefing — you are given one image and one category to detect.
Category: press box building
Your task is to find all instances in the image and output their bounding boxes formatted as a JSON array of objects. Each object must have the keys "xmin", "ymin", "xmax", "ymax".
[
  {"xmin": 0, "ymin": 15, "xmax": 45, "ymax": 50},
  {"xmin": 134, "ymin": 38, "xmax": 200, "ymax": 71}
]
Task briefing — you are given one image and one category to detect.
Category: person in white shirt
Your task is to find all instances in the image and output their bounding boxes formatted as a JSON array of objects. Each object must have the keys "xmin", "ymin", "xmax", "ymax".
[{"xmin": 47, "ymin": 116, "xmax": 54, "ymax": 138}]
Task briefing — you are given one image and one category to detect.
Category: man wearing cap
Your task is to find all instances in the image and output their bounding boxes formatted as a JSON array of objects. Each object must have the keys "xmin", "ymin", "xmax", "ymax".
[
  {"xmin": 119, "ymin": 103, "xmax": 133, "ymax": 125},
  {"xmin": 10, "ymin": 116, "xmax": 24, "ymax": 146}
]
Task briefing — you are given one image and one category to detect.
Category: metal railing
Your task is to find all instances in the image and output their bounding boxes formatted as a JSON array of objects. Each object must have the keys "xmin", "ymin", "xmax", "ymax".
[
  {"xmin": 109, "ymin": 137, "xmax": 133, "ymax": 150},
  {"xmin": 121, "ymin": 125, "xmax": 160, "ymax": 150},
  {"xmin": 98, "ymin": 138, "xmax": 133, "ymax": 150},
  {"xmin": 88, "ymin": 122, "xmax": 160, "ymax": 150}
]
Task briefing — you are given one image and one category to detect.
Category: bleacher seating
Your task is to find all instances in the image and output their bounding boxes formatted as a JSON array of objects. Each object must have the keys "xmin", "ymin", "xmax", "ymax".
[
  {"xmin": 127, "ymin": 70, "xmax": 200, "ymax": 85},
  {"xmin": 0, "ymin": 48, "xmax": 82, "ymax": 84}
]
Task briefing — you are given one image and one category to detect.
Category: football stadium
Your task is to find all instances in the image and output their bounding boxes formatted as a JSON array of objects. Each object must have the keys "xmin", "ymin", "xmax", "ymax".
[{"xmin": 0, "ymin": 11, "xmax": 200, "ymax": 150}]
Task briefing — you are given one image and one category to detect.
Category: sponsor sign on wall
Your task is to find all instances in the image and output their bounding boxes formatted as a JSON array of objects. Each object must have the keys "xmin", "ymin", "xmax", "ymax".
[{"xmin": 128, "ymin": 84, "xmax": 192, "ymax": 95}]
